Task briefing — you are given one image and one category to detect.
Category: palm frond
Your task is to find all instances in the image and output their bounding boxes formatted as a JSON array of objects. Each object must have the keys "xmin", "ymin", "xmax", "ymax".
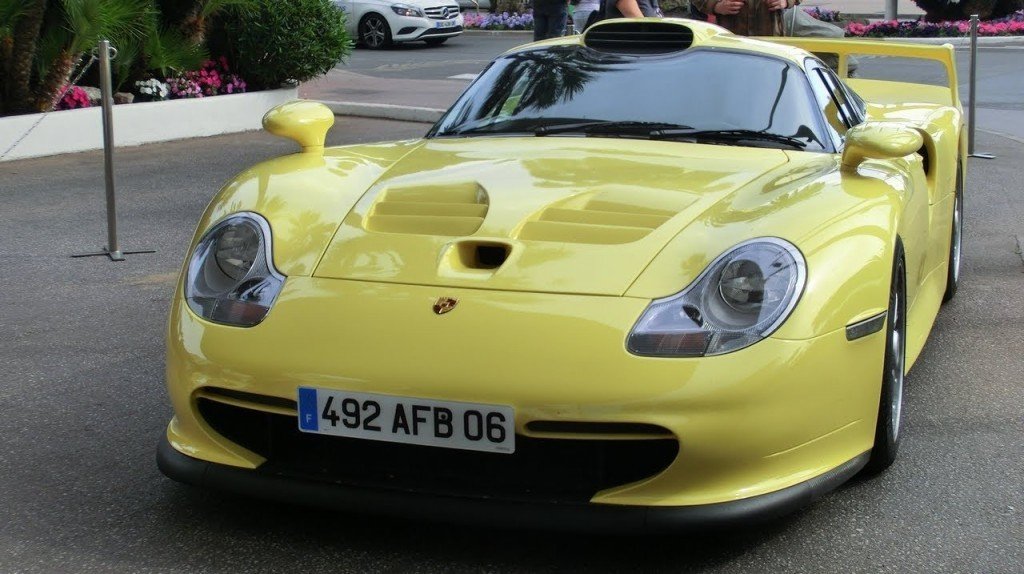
[
  {"xmin": 61, "ymin": 0, "xmax": 155, "ymax": 54},
  {"xmin": 198, "ymin": 0, "xmax": 259, "ymax": 19},
  {"xmin": 145, "ymin": 25, "xmax": 207, "ymax": 76},
  {"xmin": 0, "ymin": 0, "xmax": 29, "ymax": 39},
  {"xmin": 33, "ymin": 23, "xmax": 68, "ymax": 80}
]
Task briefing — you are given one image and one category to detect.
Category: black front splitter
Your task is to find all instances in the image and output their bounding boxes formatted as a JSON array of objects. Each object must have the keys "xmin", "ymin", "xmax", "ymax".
[{"xmin": 157, "ymin": 436, "xmax": 868, "ymax": 533}]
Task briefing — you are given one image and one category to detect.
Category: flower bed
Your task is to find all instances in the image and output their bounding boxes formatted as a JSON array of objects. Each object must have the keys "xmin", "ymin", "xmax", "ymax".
[
  {"xmin": 846, "ymin": 10, "xmax": 1024, "ymax": 37},
  {"xmin": 463, "ymin": 11, "xmax": 535, "ymax": 30},
  {"xmin": 139, "ymin": 58, "xmax": 248, "ymax": 102},
  {"xmin": 804, "ymin": 7, "xmax": 842, "ymax": 23}
]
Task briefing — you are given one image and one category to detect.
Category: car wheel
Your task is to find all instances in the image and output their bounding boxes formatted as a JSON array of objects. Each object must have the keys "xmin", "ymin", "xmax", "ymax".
[
  {"xmin": 942, "ymin": 162, "xmax": 964, "ymax": 303},
  {"xmin": 359, "ymin": 14, "xmax": 392, "ymax": 49},
  {"xmin": 424, "ymin": 37, "xmax": 448, "ymax": 46},
  {"xmin": 862, "ymin": 242, "xmax": 907, "ymax": 475}
]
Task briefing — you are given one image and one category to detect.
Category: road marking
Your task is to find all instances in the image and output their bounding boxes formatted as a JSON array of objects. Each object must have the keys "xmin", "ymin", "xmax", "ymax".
[
  {"xmin": 448, "ymin": 73, "xmax": 479, "ymax": 80},
  {"xmin": 977, "ymin": 127, "xmax": 1024, "ymax": 146}
]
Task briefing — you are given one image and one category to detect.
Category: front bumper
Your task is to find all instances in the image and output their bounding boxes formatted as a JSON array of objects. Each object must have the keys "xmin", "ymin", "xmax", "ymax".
[
  {"xmin": 165, "ymin": 276, "xmax": 886, "ymax": 511},
  {"xmin": 392, "ymin": 16, "xmax": 463, "ymax": 42},
  {"xmin": 158, "ymin": 436, "xmax": 868, "ymax": 531}
]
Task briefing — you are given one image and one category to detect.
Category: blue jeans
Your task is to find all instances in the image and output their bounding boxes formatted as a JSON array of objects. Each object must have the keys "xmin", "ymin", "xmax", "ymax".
[
  {"xmin": 533, "ymin": 4, "xmax": 568, "ymax": 41},
  {"xmin": 572, "ymin": 8, "xmax": 596, "ymax": 32}
]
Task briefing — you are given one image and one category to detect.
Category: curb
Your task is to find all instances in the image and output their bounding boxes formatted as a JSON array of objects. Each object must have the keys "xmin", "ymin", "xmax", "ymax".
[
  {"xmin": 322, "ymin": 100, "xmax": 444, "ymax": 123},
  {"xmin": 462, "ymin": 29, "xmax": 533, "ymax": 35}
]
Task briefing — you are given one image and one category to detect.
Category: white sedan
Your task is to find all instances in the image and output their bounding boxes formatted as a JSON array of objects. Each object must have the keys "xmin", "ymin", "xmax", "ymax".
[{"xmin": 334, "ymin": 0, "xmax": 463, "ymax": 49}]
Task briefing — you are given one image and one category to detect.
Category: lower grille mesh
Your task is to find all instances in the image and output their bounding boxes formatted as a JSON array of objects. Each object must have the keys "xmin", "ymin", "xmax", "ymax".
[{"xmin": 198, "ymin": 398, "xmax": 678, "ymax": 503}]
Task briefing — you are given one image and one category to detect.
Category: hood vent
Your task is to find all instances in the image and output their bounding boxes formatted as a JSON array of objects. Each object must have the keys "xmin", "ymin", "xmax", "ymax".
[
  {"xmin": 584, "ymin": 21, "xmax": 694, "ymax": 54},
  {"xmin": 365, "ymin": 182, "xmax": 489, "ymax": 236},
  {"xmin": 518, "ymin": 191, "xmax": 684, "ymax": 245}
]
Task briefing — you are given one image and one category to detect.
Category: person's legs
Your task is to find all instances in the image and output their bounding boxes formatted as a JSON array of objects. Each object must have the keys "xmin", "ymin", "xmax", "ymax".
[
  {"xmin": 548, "ymin": 5, "xmax": 568, "ymax": 37},
  {"xmin": 533, "ymin": 9, "xmax": 551, "ymax": 41},
  {"xmin": 572, "ymin": 8, "xmax": 593, "ymax": 32}
]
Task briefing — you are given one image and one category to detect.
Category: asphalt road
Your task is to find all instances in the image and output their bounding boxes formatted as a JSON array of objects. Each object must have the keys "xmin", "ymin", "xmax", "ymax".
[
  {"xmin": 340, "ymin": 32, "xmax": 526, "ymax": 79},
  {"xmin": 1, "ymin": 115, "xmax": 1022, "ymax": 571}
]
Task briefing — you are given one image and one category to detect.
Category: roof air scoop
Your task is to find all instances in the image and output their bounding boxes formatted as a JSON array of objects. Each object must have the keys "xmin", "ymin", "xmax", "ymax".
[{"xmin": 583, "ymin": 20, "xmax": 695, "ymax": 54}]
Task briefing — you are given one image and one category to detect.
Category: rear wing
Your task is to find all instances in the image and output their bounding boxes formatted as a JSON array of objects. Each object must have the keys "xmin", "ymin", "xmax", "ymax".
[{"xmin": 761, "ymin": 37, "xmax": 960, "ymax": 108}]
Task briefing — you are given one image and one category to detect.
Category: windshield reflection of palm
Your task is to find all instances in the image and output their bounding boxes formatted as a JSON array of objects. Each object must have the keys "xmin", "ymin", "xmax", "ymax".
[
  {"xmin": 456, "ymin": 48, "xmax": 625, "ymax": 131},
  {"xmin": 485, "ymin": 48, "xmax": 623, "ymax": 113}
]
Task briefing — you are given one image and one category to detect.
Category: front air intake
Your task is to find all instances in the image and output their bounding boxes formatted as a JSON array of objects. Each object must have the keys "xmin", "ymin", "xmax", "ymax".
[{"xmin": 584, "ymin": 21, "xmax": 694, "ymax": 54}]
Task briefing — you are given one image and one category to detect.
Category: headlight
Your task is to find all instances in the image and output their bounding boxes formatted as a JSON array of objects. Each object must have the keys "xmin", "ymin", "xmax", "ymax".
[
  {"xmin": 627, "ymin": 238, "xmax": 806, "ymax": 357},
  {"xmin": 391, "ymin": 4, "xmax": 424, "ymax": 16},
  {"xmin": 185, "ymin": 213, "xmax": 285, "ymax": 327}
]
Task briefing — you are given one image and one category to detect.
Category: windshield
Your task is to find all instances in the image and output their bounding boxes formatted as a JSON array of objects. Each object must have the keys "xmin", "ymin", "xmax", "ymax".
[{"xmin": 430, "ymin": 46, "xmax": 832, "ymax": 152}]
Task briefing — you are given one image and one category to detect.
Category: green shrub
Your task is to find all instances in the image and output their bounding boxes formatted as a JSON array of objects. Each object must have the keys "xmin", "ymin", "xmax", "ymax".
[
  {"xmin": 214, "ymin": 0, "xmax": 351, "ymax": 90},
  {"xmin": 911, "ymin": 0, "xmax": 1023, "ymax": 22}
]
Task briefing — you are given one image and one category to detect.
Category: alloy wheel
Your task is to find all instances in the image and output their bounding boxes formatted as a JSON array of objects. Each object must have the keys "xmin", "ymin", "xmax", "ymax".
[
  {"xmin": 889, "ymin": 269, "xmax": 906, "ymax": 441},
  {"xmin": 361, "ymin": 16, "xmax": 389, "ymax": 49}
]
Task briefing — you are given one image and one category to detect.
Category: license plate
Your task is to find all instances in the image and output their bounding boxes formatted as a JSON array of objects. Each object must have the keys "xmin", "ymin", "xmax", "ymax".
[
  {"xmin": 297, "ymin": 387, "xmax": 515, "ymax": 454},
  {"xmin": 436, "ymin": 19, "xmax": 457, "ymax": 28}
]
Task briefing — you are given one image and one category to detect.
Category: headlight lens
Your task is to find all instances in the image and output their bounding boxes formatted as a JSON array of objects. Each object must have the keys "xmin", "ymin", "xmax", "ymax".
[
  {"xmin": 628, "ymin": 238, "xmax": 806, "ymax": 357},
  {"xmin": 185, "ymin": 213, "xmax": 285, "ymax": 327},
  {"xmin": 391, "ymin": 4, "xmax": 424, "ymax": 16},
  {"xmin": 214, "ymin": 223, "xmax": 260, "ymax": 281}
]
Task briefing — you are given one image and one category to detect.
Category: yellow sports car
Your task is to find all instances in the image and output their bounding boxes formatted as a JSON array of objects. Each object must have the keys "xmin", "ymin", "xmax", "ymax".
[{"xmin": 158, "ymin": 19, "xmax": 966, "ymax": 529}]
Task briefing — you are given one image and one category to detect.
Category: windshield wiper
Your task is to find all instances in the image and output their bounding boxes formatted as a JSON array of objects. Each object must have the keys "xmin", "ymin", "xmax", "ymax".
[
  {"xmin": 535, "ymin": 120, "xmax": 694, "ymax": 136},
  {"xmin": 650, "ymin": 128, "xmax": 808, "ymax": 149},
  {"xmin": 440, "ymin": 118, "xmax": 536, "ymax": 136}
]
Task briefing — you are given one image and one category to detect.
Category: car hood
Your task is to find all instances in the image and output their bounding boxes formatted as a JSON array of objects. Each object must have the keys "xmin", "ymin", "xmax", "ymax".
[{"xmin": 313, "ymin": 137, "xmax": 790, "ymax": 296}]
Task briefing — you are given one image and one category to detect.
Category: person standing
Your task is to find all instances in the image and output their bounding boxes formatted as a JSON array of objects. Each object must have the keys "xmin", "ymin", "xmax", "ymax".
[
  {"xmin": 603, "ymin": 0, "xmax": 661, "ymax": 18},
  {"xmin": 693, "ymin": 0, "xmax": 799, "ymax": 36},
  {"xmin": 533, "ymin": 0, "xmax": 571, "ymax": 41},
  {"xmin": 572, "ymin": 0, "xmax": 601, "ymax": 32}
]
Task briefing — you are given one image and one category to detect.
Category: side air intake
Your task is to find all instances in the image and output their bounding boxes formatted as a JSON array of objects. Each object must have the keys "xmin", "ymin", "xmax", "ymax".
[{"xmin": 584, "ymin": 21, "xmax": 694, "ymax": 54}]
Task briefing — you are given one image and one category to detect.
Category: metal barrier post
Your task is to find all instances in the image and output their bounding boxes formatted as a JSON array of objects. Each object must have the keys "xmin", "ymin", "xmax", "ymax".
[
  {"xmin": 99, "ymin": 38, "xmax": 123, "ymax": 261},
  {"xmin": 72, "ymin": 39, "xmax": 156, "ymax": 261},
  {"xmin": 968, "ymin": 14, "xmax": 996, "ymax": 159}
]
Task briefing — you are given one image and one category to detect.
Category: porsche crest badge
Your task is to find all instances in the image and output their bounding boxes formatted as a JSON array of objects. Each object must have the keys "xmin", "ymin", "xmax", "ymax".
[{"xmin": 433, "ymin": 297, "xmax": 458, "ymax": 315}]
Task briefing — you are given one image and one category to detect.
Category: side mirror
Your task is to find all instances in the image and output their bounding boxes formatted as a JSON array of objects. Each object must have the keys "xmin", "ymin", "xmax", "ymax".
[
  {"xmin": 841, "ymin": 123, "xmax": 923, "ymax": 171},
  {"xmin": 263, "ymin": 101, "xmax": 335, "ymax": 155}
]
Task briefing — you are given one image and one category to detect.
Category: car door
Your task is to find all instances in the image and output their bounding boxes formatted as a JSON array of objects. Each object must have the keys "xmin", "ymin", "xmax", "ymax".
[{"xmin": 333, "ymin": 0, "xmax": 359, "ymax": 35}]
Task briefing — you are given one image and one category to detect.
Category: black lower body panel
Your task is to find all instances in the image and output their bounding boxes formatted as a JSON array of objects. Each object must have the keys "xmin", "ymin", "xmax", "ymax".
[{"xmin": 157, "ymin": 434, "xmax": 869, "ymax": 532}]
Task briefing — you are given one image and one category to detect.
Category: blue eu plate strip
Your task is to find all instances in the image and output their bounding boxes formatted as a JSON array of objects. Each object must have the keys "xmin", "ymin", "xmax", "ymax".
[{"xmin": 297, "ymin": 387, "xmax": 319, "ymax": 432}]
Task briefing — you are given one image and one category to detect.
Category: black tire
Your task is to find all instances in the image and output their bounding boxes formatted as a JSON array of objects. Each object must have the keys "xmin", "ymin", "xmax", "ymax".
[
  {"xmin": 942, "ymin": 162, "xmax": 964, "ymax": 303},
  {"xmin": 359, "ymin": 14, "xmax": 392, "ymax": 50},
  {"xmin": 862, "ymin": 242, "xmax": 907, "ymax": 475},
  {"xmin": 424, "ymin": 37, "xmax": 448, "ymax": 46}
]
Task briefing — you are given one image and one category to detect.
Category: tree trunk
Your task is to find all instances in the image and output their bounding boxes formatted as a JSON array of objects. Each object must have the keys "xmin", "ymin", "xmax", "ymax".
[
  {"xmin": 6, "ymin": 0, "xmax": 47, "ymax": 114},
  {"xmin": 181, "ymin": 5, "xmax": 206, "ymax": 47},
  {"xmin": 34, "ymin": 49, "xmax": 75, "ymax": 112},
  {"xmin": 1, "ymin": 37, "xmax": 12, "ymax": 114}
]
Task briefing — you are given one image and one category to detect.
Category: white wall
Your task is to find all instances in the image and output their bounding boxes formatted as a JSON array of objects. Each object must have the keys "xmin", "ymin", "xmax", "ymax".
[{"xmin": 0, "ymin": 87, "xmax": 298, "ymax": 162}]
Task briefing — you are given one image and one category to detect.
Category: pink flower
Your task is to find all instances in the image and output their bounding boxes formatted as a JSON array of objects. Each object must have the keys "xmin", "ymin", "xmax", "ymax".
[{"xmin": 57, "ymin": 86, "xmax": 91, "ymax": 110}]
